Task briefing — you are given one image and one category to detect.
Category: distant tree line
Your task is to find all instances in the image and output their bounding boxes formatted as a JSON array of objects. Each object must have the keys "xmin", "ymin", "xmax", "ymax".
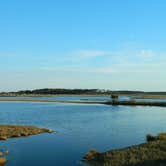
[
  {"xmin": 0, "ymin": 88, "xmax": 110, "ymax": 96},
  {"xmin": 1, "ymin": 88, "xmax": 166, "ymax": 96},
  {"xmin": 18, "ymin": 89, "xmax": 101, "ymax": 95}
]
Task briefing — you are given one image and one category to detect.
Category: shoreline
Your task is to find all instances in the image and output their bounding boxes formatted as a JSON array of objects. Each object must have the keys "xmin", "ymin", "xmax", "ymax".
[
  {"xmin": 0, "ymin": 98, "xmax": 106, "ymax": 104},
  {"xmin": 0, "ymin": 125, "xmax": 53, "ymax": 165},
  {"xmin": 105, "ymin": 100, "xmax": 166, "ymax": 107},
  {"xmin": 0, "ymin": 125, "xmax": 53, "ymax": 140},
  {"xmin": 1, "ymin": 93, "xmax": 166, "ymax": 98},
  {"xmin": 83, "ymin": 133, "xmax": 166, "ymax": 166},
  {"xmin": 1, "ymin": 97, "xmax": 166, "ymax": 107}
]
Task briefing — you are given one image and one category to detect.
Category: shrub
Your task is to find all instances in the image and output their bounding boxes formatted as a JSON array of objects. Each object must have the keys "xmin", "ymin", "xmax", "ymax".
[{"xmin": 146, "ymin": 134, "xmax": 156, "ymax": 142}]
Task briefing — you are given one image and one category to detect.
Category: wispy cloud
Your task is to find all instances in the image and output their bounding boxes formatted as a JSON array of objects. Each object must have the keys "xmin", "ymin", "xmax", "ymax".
[
  {"xmin": 72, "ymin": 48, "xmax": 158, "ymax": 62},
  {"xmin": 75, "ymin": 50, "xmax": 111, "ymax": 57},
  {"xmin": 137, "ymin": 49, "xmax": 154, "ymax": 59},
  {"xmin": 39, "ymin": 47, "xmax": 166, "ymax": 75},
  {"xmin": 1, "ymin": 47, "xmax": 166, "ymax": 91},
  {"xmin": 3, "ymin": 47, "xmax": 166, "ymax": 77},
  {"xmin": 40, "ymin": 62, "xmax": 166, "ymax": 75}
]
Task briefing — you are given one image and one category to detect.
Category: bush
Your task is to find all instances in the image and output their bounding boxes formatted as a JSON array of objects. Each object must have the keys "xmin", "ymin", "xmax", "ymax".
[{"xmin": 146, "ymin": 134, "xmax": 156, "ymax": 142}]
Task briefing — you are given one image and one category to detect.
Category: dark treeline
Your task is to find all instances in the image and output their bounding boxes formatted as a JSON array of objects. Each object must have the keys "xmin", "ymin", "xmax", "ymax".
[
  {"xmin": 110, "ymin": 91, "xmax": 166, "ymax": 95},
  {"xmin": 19, "ymin": 89, "xmax": 100, "ymax": 95},
  {"xmin": 1, "ymin": 88, "xmax": 166, "ymax": 96},
  {"xmin": 0, "ymin": 88, "xmax": 108, "ymax": 95}
]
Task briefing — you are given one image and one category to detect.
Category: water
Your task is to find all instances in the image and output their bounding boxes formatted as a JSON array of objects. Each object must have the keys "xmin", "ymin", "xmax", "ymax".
[
  {"xmin": 0, "ymin": 95, "xmax": 130, "ymax": 102},
  {"xmin": 135, "ymin": 98, "xmax": 166, "ymax": 103},
  {"xmin": 0, "ymin": 95, "xmax": 110, "ymax": 101},
  {"xmin": 0, "ymin": 99, "xmax": 166, "ymax": 166}
]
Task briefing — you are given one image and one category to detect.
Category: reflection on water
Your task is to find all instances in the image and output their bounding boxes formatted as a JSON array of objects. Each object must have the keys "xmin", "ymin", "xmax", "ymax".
[{"xmin": 0, "ymin": 99, "xmax": 166, "ymax": 166}]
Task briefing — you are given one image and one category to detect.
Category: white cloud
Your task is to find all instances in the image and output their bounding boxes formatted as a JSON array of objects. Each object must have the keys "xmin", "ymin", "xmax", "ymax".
[
  {"xmin": 137, "ymin": 49, "xmax": 154, "ymax": 58},
  {"xmin": 73, "ymin": 48, "xmax": 157, "ymax": 63},
  {"xmin": 33, "ymin": 47, "xmax": 166, "ymax": 77},
  {"xmin": 40, "ymin": 63, "xmax": 166, "ymax": 75}
]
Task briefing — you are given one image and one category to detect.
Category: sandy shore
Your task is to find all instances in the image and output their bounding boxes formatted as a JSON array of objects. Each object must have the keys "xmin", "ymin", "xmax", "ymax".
[
  {"xmin": 1, "ymin": 97, "xmax": 166, "ymax": 107},
  {"xmin": 0, "ymin": 97, "xmax": 106, "ymax": 104}
]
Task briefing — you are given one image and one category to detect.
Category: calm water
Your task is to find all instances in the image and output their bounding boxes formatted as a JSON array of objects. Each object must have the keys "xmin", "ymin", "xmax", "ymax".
[
  {"xmin": 0, "ymin": 95, "xmax": 130, "ymax": 102},
  {"xmin": 0, "ymin": 95, "xmax": 110, "ymax": 101},
  {"xmin": 0, "ymin": 99, "xmax": 166, "ymax": 166}
]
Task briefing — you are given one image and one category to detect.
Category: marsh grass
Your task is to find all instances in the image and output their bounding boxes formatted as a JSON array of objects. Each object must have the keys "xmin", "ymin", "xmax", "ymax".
[{"xmin": 83, "ymin": 133, "xmax": 166, "ymax": 166}]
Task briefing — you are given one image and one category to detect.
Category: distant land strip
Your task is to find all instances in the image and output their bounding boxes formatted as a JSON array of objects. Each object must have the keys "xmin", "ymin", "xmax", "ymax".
[
  {"xmin": 0, "ymin": 98, "xmax": 105, "ymax": 104},
  {"xmin": 1, "ymin": 97, "xmax": 166, "ymax": 107}
]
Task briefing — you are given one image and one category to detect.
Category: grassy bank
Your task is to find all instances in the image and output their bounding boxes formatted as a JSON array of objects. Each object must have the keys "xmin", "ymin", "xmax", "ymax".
[
  {"xmin": 0, "ymin": 125, "xmax": 53, "ymax": 165},
  {"xmin": 0, "ymin": 125, "xmax": 53, "ymax": 140},
  {"xmin": 83, "ymin": 133, "xmax": 166, "ymax": 166}
]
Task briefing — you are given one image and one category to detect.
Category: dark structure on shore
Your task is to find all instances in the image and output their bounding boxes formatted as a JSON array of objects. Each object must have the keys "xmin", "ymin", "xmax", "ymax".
[{"xmin": 111, "ymin": 94, "xmax": 119, "ymax": 104}]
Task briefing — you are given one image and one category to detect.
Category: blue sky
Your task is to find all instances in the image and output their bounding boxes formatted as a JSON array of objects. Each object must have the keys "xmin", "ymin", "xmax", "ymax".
[{"xmin": 0, "ymin": 0, "xmax": 166, "ymax": 91}]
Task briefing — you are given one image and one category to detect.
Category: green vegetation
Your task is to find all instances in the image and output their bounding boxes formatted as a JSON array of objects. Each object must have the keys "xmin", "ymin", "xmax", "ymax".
[{"xmin": 83, "ymin": 133, "xmax": 166, "ymax": 166}]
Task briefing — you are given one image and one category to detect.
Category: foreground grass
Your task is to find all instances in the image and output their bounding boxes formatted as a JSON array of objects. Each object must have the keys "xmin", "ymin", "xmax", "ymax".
[
  {"xmin": 0, "ymin": 125, "xmax": 53, "ymax": 140},
  {"xmin": 0, "ymin": 125, "xmax": 53, "ymax": 165},
  {"xmin": 83, "ymin": 133, "xmax": 166, "ymax": 166},
  {"xmin": 0, "ymin": 152, "xmax": 7, "ymax": 166}
]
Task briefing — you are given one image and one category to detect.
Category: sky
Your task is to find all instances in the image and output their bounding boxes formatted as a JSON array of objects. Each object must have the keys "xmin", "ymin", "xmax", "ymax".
[{"xmin": 0, "ymin": 0, "xmax": 166, "ymax": 91}]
